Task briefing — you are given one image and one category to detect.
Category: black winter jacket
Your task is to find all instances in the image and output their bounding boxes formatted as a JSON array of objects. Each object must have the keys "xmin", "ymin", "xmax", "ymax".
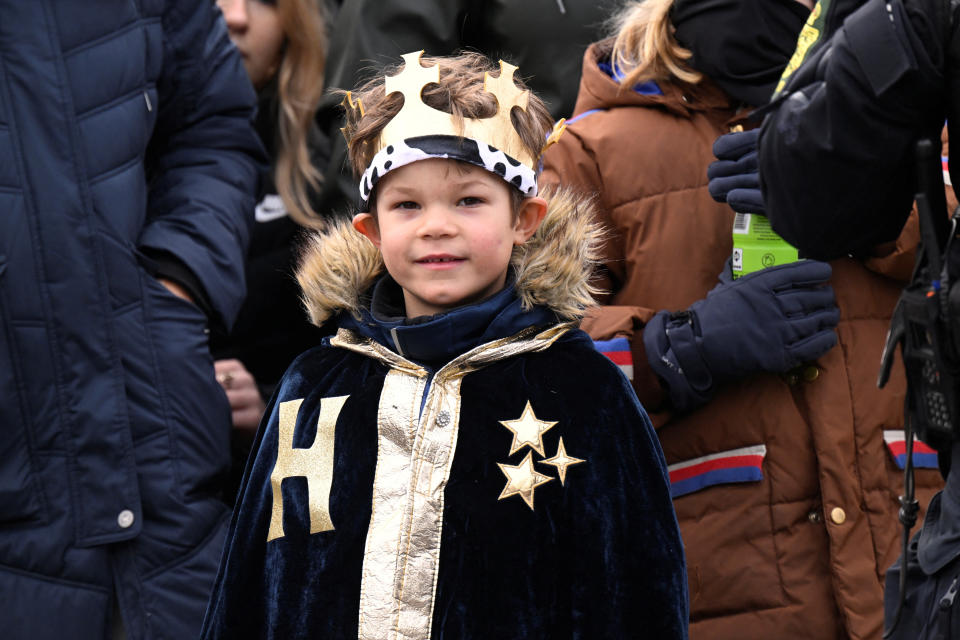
[
  {"xmin": 759, "ymin": 0, "xmax": 960, "ymax": 258},
  {"xmin": 0, "ymin": 1, "xmax": 262, "ymax": 637}
]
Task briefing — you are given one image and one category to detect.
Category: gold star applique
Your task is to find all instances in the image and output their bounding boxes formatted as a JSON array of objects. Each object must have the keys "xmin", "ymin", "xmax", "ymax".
[
  {"xmin": 497, "ymin": 451, "xmax": 554, "ymax": 510},
  {"xmin": 499, "ymin": 401, "xmax": 557, "ymax": 456},
  {"xmin": 540, "ymin": 438, "xmax": 585, "ymax": 485}
]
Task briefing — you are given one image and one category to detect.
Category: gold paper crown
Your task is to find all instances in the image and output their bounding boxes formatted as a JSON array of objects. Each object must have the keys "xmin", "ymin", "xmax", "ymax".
[{"xmin": 343, "ymin": 51, "xmax": 565, "ymax": 171}]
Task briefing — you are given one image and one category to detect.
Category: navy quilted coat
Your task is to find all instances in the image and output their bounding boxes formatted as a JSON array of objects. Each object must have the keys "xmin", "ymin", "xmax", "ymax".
[{"xmin": 0, "ymin": 1, "xmax": 262, "ymax": 637}]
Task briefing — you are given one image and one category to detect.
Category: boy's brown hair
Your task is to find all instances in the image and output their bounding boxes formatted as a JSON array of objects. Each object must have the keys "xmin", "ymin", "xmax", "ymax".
[{"xmin": 337, "ymin": 51, "xmax": 554, "ymax": 187}]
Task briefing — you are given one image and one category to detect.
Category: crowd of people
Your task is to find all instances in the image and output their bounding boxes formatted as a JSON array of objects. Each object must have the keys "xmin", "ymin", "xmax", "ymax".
[{"xmin": 1, "ymin": 0, "xmax": 956, "ymax": 638}]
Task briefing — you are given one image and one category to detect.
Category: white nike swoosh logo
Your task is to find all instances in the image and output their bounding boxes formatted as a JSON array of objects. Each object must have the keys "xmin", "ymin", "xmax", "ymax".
[{"xmin": 255, "ymin": 194, "xmax": 289, "ymax": 223}]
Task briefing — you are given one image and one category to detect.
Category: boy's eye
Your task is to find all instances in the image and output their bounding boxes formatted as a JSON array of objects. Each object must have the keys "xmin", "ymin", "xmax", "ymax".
[
  {"xmin": 457, "ymin": 196, "xmax": 484, "ymax": 207},
  {"xmin": 393, "ymin": 201, "xmax": 420, "ymax": 210}
]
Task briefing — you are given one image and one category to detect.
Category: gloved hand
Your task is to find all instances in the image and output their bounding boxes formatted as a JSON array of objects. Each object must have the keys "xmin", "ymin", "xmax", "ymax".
[
  {"xmin": 707, "ymin": 128, "xmax": 765, "ymax": 215},
  {"xmin": 644, "ymin": 259, "xmax": 839, "ymax": 412}
]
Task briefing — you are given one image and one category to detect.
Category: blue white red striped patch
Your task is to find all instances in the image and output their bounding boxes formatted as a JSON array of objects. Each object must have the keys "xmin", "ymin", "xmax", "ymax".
[
  {"xmin": 944, "ymin": 157, "xmax": 952, "ymax": 187},
  {"xmin": 593, "ymin": 337, "xmax": 633, "ymax": 381},
  {"xmin": 667, "ymin": 445, "xmax": 767, "ymax": 499},
  {"xmin": 883, "ymin": 430, "xmax": 939, "ymax": 469}
]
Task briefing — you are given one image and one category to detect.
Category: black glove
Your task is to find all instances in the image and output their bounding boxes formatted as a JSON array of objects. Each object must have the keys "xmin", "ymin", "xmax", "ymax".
[
  {"xmin": 644, "ymin": 259, "xmax": 839, "ymax": 412},
  {"xmin": 708, "ymin": 128, "xmax": 765, "ymax": 215}
]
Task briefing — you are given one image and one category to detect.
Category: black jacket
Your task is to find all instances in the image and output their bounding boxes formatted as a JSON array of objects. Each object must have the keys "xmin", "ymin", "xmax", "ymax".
[
  {"xmin": 759, "ymin": 0, "xmax": 960, "ymax": 259},
  {"xmin": 885, "ymin": 443, "xmax": 960, "ymax": 639},
  {"xmin": 0, "ymin": 1, "xmax": 262, "ymax": 637}
]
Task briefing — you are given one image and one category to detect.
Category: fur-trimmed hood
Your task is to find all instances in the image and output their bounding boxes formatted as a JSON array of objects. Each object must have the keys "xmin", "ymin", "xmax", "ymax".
[{"xmin": 297, "ymin": 184, "xmax": 603, "ymax": 326}]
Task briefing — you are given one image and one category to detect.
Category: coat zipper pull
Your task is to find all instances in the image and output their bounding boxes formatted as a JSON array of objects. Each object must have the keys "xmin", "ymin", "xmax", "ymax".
[
  {"xmin": 555, "ymin": 0, "xmax": 566, "ymax": 14},
  {"xmin": 940, "ymin": 577, "xmax": 959, "ymax": 610},
  {"xmin": 143, "ymin": 90, "xmax": 152, "ymax": 112}
]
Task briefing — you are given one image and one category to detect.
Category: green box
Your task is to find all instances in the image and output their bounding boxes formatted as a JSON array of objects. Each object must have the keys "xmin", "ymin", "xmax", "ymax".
[{"xmin": 731, "ymin": 213, "xmax": 799, "ymax": 278}]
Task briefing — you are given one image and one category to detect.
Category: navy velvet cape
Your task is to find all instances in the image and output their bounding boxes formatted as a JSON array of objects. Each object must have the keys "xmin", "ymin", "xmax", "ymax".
[{"xmin": 202, "ymin": 326, "xmax": 688, "ymax": 639}]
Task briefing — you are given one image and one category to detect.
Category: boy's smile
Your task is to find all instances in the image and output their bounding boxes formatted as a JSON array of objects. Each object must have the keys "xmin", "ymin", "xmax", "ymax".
[
  {"xmin": 415, "ymin": 254, "xmax": 465, "ymax": 268},
  {"xmin": 353, "ymin": 159, "xmax": 546, "ymax": 318}
]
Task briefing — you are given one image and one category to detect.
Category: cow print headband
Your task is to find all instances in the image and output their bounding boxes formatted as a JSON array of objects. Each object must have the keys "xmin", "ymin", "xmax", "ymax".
[{"xmin": 358, "ymin": 135, "xmax": 538, "ymax": 212}]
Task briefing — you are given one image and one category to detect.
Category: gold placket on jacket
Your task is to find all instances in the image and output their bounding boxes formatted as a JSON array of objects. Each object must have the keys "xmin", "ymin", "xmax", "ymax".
[{"xmin": 331, "ymin": 323, "xmax": 572, "ymax": 640}]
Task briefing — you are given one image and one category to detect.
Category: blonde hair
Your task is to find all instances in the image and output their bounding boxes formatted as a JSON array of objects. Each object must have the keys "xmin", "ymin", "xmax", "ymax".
[
  {"xmin": 337, "ymin": 52, "xmax": 553, "ymax": 182},
  {"xmin": 274, "ymin": 0, "xmax": 327, "ymax": 226},
  {"xmin": 610, "ymin": 0, "xmax": 701, "ymax": 89}
]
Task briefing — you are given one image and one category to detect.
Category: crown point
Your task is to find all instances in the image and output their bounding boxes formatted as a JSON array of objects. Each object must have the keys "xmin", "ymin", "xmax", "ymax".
[
  {"xmin": 385, "ymin": 50, "xmax": 441, "ymax": 101},
  {"xmin": 342, "ymin": 91, "xmax": 365, "ymax": 117},
  {"xmin": 499, "ymin": 59, "xmax": 517, "ymax": 76},
  {"xmin": 400, "ymin": 50, "xmax": 426, "ymax": 68},
  {"xmin": 484, "ymin": 60, "xmax": 529, "ymax": 113},
  {"xmin": 540, "ymin": 118, "xmax": 567, "ymax": 157}
]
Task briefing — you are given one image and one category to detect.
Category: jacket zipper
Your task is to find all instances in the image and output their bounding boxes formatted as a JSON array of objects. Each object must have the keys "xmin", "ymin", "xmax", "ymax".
[{"xmin": 939, "ymin": 576, "xmax": 959, "ymax": 637}]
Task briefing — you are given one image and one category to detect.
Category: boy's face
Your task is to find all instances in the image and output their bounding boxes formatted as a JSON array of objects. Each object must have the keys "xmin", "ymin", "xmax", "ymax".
[{"xmin": 353, "ymin": 159, "xmax": 546, "ymax": 318}]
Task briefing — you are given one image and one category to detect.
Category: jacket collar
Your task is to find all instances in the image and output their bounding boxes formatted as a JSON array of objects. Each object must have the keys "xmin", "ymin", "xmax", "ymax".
[
  {"xmin": 572, "ymin": 39, "xmax": 738, "ymax": 120},
  {"xmin": 340, "ymin": 273, "xmax": 556, "ymax": 368}
]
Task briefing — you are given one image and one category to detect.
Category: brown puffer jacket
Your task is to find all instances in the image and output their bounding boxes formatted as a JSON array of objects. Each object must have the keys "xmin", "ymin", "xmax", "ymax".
[{"xmin": 542, "ymin": 39, "xmax": 947, "ymax": 640}]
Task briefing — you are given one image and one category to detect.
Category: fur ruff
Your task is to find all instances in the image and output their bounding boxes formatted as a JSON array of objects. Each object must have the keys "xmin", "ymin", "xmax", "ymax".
[{"xmin": 296, "ymin": 184, "xmax": 603, "ymax": 326}]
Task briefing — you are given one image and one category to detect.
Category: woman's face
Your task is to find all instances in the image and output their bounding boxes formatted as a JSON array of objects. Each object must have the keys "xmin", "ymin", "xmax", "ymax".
[{"xmin": 217, "ymin": 0, "xmax": 285, "ymax": 90}]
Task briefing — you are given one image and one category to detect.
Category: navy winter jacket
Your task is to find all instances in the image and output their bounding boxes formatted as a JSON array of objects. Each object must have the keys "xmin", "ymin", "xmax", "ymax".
[{"xmin": 0, "ymin": 1, "xmax": 262, "ymax": 637}]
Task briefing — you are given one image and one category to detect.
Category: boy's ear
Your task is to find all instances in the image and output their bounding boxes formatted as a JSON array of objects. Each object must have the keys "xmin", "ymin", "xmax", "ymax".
[
  {"xmin": 352, "ymin": 213, "xmax": 381, "ymax": 247},
  {"xmin": 512, "ymin": 196, "xmax": 548, "ymax": 245}
]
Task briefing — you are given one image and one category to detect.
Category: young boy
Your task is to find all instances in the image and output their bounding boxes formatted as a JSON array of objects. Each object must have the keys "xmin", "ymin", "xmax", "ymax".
[{"xmin": 201, "ymin": 51, "xmax": 688, "ymax": 639}]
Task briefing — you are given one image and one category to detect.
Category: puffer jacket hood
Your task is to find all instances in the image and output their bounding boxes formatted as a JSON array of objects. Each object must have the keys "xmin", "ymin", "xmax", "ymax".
[
  {"xmin": 572, "ymin": 39, "xmax": 736, "ymax": 119},
  {"xmin": 296, "ymin": 185, "xmax": 604, "ymax": 326}
]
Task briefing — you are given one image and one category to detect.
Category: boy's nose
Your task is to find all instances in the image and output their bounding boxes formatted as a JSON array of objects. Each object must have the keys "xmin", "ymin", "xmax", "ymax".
[
  {"xmin": 217, "ymin": 0, "xmax": 249, "ymax": 34},
  {"xmin": 417, "ymin": 206, "xmax": 457, "ymax": 238}
]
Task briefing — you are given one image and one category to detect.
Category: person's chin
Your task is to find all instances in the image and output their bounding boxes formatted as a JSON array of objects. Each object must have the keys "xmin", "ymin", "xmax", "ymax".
[{"xmin": 412, "ymin": 290, "xmax": 465, "ymax": 315}]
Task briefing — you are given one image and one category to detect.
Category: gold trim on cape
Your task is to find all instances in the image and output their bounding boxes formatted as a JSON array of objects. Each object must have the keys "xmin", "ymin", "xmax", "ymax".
[{"xmin": 331, "ymin": 323, "xmax": 572, "ymax": 639}]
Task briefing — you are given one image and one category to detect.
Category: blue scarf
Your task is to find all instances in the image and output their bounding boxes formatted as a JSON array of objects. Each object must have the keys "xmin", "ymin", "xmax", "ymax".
[{"xmin": 340, "ymin": 274, "xmax": 557, "ymax": 369}]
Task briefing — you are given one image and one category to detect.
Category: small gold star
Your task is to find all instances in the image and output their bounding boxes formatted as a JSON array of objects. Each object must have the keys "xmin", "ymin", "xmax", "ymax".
[
  {"xmin": 499, "ymin": 401, "xmax": 557, "ymax": 456},
  {"xmin": 540, "ymin": 438, "xmax": 585, "ymax": 485},
  {"xmin": 497, "ymin": 452, "xmax": 554, "ymax": 510}
]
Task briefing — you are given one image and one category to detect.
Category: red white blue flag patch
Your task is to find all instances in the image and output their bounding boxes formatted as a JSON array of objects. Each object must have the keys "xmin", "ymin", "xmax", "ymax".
[
  {"xmin": 883, "ymin": 430, "xmax": 939, "ymax": 470},
  {"xmin": 594, "ymin": 337, "xmax": 633, "ymax": 381},
  {"xmin": 667, "ymin": 445, "xmax": 767, "ymax": 499},
  {"xmin": 944, "ymin": 157, "xmax": 952, "ymax": 187}
]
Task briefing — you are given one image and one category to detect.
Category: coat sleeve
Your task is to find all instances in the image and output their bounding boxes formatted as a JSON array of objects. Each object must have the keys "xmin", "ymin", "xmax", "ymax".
[
  {"xmin": 580, "ymin": 306, "xmax": 672, "ymax": 420},
  {"xmin": 139, "ymin": 0, "xmax": 265, "ymax": 328},
  {"xmin": 759, "ymin": 0, "xmax": 950, "ymax": 259}
]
